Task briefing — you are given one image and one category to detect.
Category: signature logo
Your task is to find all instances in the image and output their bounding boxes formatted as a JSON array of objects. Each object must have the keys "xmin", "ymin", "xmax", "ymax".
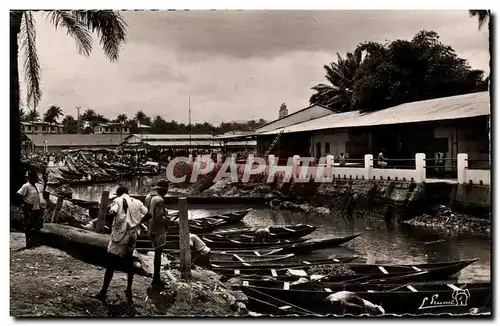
[{"xmin": 418, "ymin": 286, "xmax": 470, "ymax": 310}]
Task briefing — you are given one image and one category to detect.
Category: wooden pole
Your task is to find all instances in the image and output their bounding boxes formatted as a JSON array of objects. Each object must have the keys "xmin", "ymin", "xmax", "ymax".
[
  {"xmin": 178, "ymin": 197, "xmax": 191, "ymax": 279},
  {"xmin": 51, "ymin": 196, "xmax": 64, "ymax": 223},
  {"xmin": 95, "ymin": 190, "xmax": 110, "ymax": 234}
]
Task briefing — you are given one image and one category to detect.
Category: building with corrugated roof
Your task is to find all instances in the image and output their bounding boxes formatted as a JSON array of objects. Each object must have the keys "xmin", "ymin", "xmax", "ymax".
[
  {"xmin": 229, "ymin": 92, "xmax": 490, "ymax": 171},
  {"xmin": 24, "ymin": 134, "xmax": 125, "ymax": 152}
]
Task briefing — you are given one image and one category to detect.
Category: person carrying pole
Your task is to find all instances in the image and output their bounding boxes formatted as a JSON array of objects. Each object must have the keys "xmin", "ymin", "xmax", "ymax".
[{"xmin": 94, "ymin": 186, "xmax": 148, "ymax": 306}]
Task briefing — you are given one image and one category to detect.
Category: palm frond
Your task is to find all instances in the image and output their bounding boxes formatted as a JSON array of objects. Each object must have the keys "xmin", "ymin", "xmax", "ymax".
[
  {"xmin": 20, "ymin": 11, "xmax": 42, "ymax": 109},
  {"xmin": 469, "ymin": 10, "xmax": 490, "ymax": 30},
  {"xmin": 47, "ymin": 11, "xmax": 93, "ymax": 57},
  {"xmin": 73, "ymin": 10, "xmax": 128, "ymax": 62}
]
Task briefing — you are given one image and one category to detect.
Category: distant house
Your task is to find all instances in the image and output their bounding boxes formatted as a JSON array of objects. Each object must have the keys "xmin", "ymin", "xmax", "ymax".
[
  {"xmin": 21, "ymin": 121, "xmax": 63, "ymax": 134},
  {"xmin": 93, "ymin": 122, "xmax": 129, "ymax": 134},
  {"xmin": 24, "ymin": 134, "xmax": 125, "ymax": 153}
]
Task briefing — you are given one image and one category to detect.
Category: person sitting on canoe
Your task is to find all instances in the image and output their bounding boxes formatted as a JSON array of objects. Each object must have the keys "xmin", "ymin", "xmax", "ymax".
[
  {"xmin": 326, "ymin": 291, "xmax": 385, "ymax": 315},
  {"xmin": 94, "ymin": 186, "xmax": 148, "ymax": 306},
  {"xmin": 144, "ymin": 179, "xmax": 170, "ymax": 286},
  {"xmin": 190, "ymin": 234, "xmax": 212, "ymax": 268},
  {"xmin": 254, "ymin": 228, "xmax": 271, "ymax": 243}
]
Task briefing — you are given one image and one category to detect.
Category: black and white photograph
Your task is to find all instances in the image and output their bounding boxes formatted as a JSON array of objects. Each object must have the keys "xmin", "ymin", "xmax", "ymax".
[{"xmin": 8, "ymin": 7, "xmax": 492, "ymax": 318}]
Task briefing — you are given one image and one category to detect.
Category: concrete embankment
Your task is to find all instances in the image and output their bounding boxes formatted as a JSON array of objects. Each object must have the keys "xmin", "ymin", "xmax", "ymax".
[{"xmin": 195, "ymin": 177, "xmax": 490, "ymax": 236}]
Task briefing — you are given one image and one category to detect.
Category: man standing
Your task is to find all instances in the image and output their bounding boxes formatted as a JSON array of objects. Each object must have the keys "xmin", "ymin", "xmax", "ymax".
[
  {"xmin": 95, "ymin": 186, "xmax": 148, "ymax": 306},
  {"xmin": 17, "ymin": 169, "xmax": 42, "ymax": 248},
  {"xmin": 144, "ymin": 179, "xmax": 170, "ymax": 285}
]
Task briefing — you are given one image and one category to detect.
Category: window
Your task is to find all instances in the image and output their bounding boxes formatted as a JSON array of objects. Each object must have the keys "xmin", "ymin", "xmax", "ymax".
[
  {"xmin": 324, "ymin": 142, "xmax": 331, "ymax": 153},
  {"xmin": 35, "ymin": 126, "xmax": 38, "ymax": 131},
  {"xmin": 42, "ymin": 126, "xmax": 46, "ymax": 131},
  {"xmin": 27, "ymin": 126, "xmax": 31, "ymax": 131},
  {"xmin": 50, "ymin": 126, "xmax": 55, "ymax": 131}
]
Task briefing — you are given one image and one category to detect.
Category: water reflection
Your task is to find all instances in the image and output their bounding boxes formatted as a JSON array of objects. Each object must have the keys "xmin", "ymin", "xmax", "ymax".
[{"xmin": 69, "ymin": 180, "xmax": 491, "ymax": 282}]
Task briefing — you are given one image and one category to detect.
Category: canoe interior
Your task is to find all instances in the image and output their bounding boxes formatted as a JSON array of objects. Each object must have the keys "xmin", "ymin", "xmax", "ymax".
[{"xmin": 242, "ymin": 283, "xmax": 491, "ymax": 315}]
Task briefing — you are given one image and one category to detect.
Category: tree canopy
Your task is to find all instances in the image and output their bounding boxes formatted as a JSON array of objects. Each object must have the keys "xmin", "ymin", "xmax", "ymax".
[{"xmin": 311, "ymin": 30, "xmax": 489, "ymax": 112}]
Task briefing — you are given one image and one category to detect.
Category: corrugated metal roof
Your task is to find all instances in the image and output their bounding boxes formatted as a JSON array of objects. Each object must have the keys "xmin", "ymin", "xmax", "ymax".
[
  {"xmin": 260, "ymin": 92, "xmax": 490, "ymax": 135},
  {"xmin": 226, "ymin": 141, "xmax": 257, "ymax": 146},
  {"xmin": 127, "ymin": 134, "xmax": 216, "ymax": 140},
  {"xmin": 143, "ymin": 140, "xmax": 222, "ymax": 147},
  {"xmin": 27, "ymin": 134, "xmax": 125, "ymax": 147}
]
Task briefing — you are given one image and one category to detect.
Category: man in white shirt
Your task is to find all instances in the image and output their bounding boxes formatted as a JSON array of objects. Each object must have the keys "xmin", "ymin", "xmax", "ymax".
[
  {"xmin": 190, "ymin": 234, "xmax": 211, "ymax": 268},
  {"xmin": 94, "ymin": 186, "xmax": 149, "ymax": 306},
  {"xmin": 16, "ymin": 169, "xmax": 42, "ymax": 248}
]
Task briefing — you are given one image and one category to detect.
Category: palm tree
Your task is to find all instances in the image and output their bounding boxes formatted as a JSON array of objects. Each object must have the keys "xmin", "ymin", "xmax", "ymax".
[
  {"xmin": 116, "ymin": 113, "xmax": 128, "ymax": 142},
  {"xmin": 310, "ymin": 49, "xmax": 363, "ymax": 112},
  {"xmin": 10, "ymin": 10, "xmax": 127, "ymax": 196},
  {"xmin": 134, "ymin": 110, "xmax": 146, "ymax": 133},
  {"xmin": 43, "ymin": 105, "xmax": 63, "ymax": 123},
  {"xmin": 469, "ymin": 10, "xmax": 491, "ymax": 90},
  {"xmin": 26, "ymin": 108, "xmax": 40, "ymax": 122},
  {"xmin": 19, "ymin": 107, "xmax": 27, "ymax": 121}
]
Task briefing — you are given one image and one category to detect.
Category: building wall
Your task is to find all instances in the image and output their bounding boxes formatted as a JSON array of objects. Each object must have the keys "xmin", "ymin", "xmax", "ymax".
[
  {"xmin": 21, "ymin": 124, "xmax": 62, "ymax": 134},
  {"xmin": 32, "ymin": 144, "xmax": 119, "ymax": 153},
  {"xmin": 310, "ymin": 131, "xmax": 349, "ymax": 158},
  {"xmin": 256, "ymin": 105, "xmax": 333, "ymax": 134}
]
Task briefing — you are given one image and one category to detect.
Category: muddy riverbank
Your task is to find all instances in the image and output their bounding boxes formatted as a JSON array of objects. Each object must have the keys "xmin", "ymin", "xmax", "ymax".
[{"xmin": 10, "ymin": 232, "xmax": 249, "ymax": 317}]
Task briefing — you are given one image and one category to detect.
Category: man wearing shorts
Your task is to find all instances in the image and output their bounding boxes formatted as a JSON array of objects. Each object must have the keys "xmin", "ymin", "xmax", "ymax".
[
  {"xmin": 144, "ymin": 179, "xmax": 170, "ymax": 285},
  {"xmin": 95, "ymin": 186, "xmax": 148, "ymax": 306}
]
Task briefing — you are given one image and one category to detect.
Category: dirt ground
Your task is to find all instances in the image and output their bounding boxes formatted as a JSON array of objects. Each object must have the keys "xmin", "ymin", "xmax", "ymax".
[{"xmin": 10, "ymin": 232, "xmax": 238, "ymax": 317}]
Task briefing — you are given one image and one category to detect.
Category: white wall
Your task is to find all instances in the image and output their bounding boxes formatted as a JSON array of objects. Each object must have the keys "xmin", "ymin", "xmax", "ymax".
[
  {"xmin": 256, "ymin": 105, "xmax": 333, "ymax": 133},
  {"xmin": 310, "ymin": 132, "xmax": 349, "ymax": 157}
]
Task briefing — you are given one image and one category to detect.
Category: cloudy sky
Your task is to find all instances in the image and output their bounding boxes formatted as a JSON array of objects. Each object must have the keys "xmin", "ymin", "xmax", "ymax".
[{"xmin": 22, "ymin": 10, "xmax": 489, "ymax": 124}]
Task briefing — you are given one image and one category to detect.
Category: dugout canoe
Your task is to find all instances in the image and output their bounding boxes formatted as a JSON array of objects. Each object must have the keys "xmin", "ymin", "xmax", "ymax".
[
  {"xmin": 203, "ymin": 223, "xmax": 316, "ymax": 242},
  {"xmin": 210, "ymin": 256, "xmax": 358, "ymax": 271},
  {"xmin": 241, "ymin": 282, "xmax": 491, "ymax": 315},
  {"xmin": 170, "ymin": 208, "xmax": 252, "ymax": 225},
  {"xmin": 230, "ymin": 259, "xmax": 479, "ymax": 282},
  {"xmin": 32, "ymin": 223, "xmax": 151, "ymax": 277}
]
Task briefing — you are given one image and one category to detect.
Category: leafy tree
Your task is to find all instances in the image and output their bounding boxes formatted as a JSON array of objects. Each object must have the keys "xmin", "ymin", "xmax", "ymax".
[
  {"xmin": 352, "ymin": 30, "xmax": 488, "ymax": 112},
  {"xmin": 62, "ymin": 115, "xmax": 79, "ymax": 133},
  {"xmin": 10, "ymin": 10, "xmax": 127, "ymax": 196}
]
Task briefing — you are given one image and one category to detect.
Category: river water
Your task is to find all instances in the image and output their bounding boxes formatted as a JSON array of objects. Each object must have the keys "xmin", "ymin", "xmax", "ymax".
[{"xmin": 69, "ymin": 177, "xmax": 491, "ymax": 283}]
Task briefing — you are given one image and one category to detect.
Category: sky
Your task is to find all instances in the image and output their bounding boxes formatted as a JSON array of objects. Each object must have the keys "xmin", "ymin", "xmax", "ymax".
[{"xmin": 20, "ymin": 10, "xmax": 489, "ymax": 125}]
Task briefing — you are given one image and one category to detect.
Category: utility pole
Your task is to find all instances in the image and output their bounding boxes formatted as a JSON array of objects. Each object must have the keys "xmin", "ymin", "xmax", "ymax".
[
  {"xmin": 76, "ymin": 106, "xmax": 81, "ymax": 134},
  {"xmin": 189, "ymin": 95, "xmax": 192, "ymax": 152}
]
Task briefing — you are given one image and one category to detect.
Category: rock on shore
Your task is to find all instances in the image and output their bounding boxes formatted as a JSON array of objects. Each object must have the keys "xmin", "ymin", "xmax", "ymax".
[{"xmin": 402, "ymin": 205, "xmax": 490, "ymax": 236}]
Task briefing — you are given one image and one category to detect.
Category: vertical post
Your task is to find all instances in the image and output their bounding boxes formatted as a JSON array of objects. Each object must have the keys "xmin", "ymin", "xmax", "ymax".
[
  {"xmin": 188, "ymin": 154, "xmax": 193, "ymax": 164},
  {"xmin": 457, "ymin": 153, "xmax": 468, "ymax": 184},
  {"xmin": 326, "ymin": 154, "xmax": 335, "ymax": 179},
  {"xmin": 178, "ymin": 197, "xmax": 191, "ymax": 279},
  {"xmin": 415, "ymin": 153, "xmax": 426, "ymax": 183},
  {"xmin": 292, "ymin": 155, "xmax": 300, "ymax": 178},
  {"xmin": 216, "ymin": 153, "xmax": 223, "ymax": 164},
  {"xmin": 364, "ymin": 154, "xmax": 373, "ymax": 180},
  {"xmin": 95, "ymin": 190, "xmax": 110, "ymax": 233},
  {"xmin": 51, "ymin": 196, "xmax": 64, "ymax": 223}
]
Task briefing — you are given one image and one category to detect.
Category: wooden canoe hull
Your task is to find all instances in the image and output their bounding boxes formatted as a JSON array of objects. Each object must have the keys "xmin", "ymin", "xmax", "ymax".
[
  {"xmin": 211, "ymin": 256, "xmax": 358, "ymax": 271},
  {"xmin": 242, "ymin": 283, "xmax": 492, "ymax": 315},
  {"xmin": 226, "ymin": 259, "xmax": 479, "ymax": 281},
  {"xmin": 33, "ymin": 223, "xmax": 151, "ymax": 277}
]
